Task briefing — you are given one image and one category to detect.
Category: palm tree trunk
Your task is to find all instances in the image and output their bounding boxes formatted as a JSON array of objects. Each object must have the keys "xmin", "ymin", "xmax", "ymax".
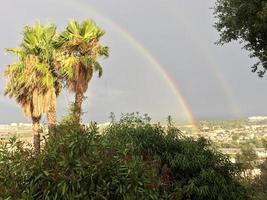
[
  {"xmin": 32, "ymin": 116, "xmax": 41, "ymax": 156},
  {"xmin": 47, "ymin": 104, "xmax": 56, "ymax": 135},
  {"xmin": 74, "ymin": 91, "xmax": 84, "ymax": 122}
]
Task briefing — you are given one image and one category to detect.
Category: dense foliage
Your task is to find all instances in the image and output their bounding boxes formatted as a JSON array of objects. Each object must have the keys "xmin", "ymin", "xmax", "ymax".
[
  {"xmin": 0, "ymin": 114, "xmax": 250, "ymax": 199},
  {"xmin": 213, "ymin": 0, "xmax": 267, "ymax": 77}
]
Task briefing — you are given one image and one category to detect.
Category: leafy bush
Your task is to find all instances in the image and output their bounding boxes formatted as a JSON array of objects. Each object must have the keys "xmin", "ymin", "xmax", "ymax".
[{"xmin": 0, "ymin": 113, "xmax": 250, "ymax": 199}]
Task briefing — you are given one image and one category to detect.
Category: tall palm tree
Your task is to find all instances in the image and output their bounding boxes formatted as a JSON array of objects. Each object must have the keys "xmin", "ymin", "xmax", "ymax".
[
  {"xmin": 54, "ymin": 20, "xmax": 109, "ymax": 122},
  {"xmin": 5, "ymin": 24, "xmax": 60, "ymax": 155}
]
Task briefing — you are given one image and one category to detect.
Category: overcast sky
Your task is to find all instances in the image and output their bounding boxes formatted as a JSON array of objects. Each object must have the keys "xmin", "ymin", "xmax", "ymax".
[{"xmin": 1, "ymin": 0, "xmax": 267, "ymax": 123}]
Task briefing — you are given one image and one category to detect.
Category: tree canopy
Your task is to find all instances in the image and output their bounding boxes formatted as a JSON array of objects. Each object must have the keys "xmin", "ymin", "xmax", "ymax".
[
  {"xmin": 213, "ymin": 0, "xmax": 267, "ymax": 77},
  {"xmin": 5, "ymin": 23, "xmax": 58, "ymax": 118},
  {"xmin": 54, "ymin": 20, "xmax": 109, "ymax": 121}
]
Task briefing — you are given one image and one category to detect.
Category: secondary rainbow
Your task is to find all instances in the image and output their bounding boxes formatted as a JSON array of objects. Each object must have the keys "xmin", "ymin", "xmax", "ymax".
[{"xmin": 169, "ymin": 2, "xmax": 241, "ymax": 118}]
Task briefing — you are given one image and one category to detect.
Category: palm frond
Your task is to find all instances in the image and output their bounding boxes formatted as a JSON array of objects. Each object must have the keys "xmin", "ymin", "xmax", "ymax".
[
  {"xmin": 93, "ymin": 61, "xmax": 103, "ymax": 77},
  {"xmin": 4, "ymin": 22, "xmax": 60, "ymax": 118}
]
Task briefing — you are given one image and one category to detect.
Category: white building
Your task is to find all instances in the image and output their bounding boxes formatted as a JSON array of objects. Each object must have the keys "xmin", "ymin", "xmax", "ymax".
[{"xmin": 248, "ymin": 116, "xmax": 267, "ymax": 122}]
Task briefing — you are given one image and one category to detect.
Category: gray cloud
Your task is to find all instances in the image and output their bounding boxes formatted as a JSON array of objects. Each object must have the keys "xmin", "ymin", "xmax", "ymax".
[{"xmin": 0, "ymin": 0, "xmax": 267, "ymax": 123}]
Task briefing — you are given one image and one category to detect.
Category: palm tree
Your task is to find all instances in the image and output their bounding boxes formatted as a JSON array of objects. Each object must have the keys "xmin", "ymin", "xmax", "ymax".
[
  {"xmin": 54, "ymin": 20, "xmax": 109, "ymax": 122},
  {"xmin": 5, "ymin": 24, "xmax": 60, "ymax": 155}
]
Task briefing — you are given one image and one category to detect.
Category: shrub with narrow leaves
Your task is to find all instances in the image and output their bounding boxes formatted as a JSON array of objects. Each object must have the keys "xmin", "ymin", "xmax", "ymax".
[{"xmin": 0, "ymin": 113, "xmax": 250, "ymax": 199}]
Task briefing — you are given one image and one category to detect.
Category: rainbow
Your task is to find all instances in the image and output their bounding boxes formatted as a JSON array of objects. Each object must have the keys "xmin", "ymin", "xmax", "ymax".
[
  {"xmin": 169, "ymin": 3, "xmax": 241, "ymax": 118},
  {"xmin": 66, "ymin": 0, "xmax": 200, "ymax": 132}
]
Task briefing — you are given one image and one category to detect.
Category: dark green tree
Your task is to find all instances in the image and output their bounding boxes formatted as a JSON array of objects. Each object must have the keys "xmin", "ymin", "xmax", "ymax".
[{"xmin": 213, "ymin": 0, "xmax": 267, "ymax": 77}]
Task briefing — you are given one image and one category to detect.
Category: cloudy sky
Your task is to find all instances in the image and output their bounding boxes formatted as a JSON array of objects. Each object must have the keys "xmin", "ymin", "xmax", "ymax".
[{"xmin": 1, "ymin": 0, "xmax": 267, "ymax": 123}]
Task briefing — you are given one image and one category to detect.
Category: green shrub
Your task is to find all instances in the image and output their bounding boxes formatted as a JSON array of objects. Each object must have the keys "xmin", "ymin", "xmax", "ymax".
[{"xmin": 0, "ymin": 113, "xmax": 250, "ymax": 199}]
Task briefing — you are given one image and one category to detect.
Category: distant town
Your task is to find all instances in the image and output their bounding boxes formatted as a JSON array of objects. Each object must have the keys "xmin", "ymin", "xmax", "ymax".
[
  {"xmin": 177, "ymin": 116, "xmax": 267, "ymax": 164},
  {"xmin": 1, "ymin": 116, "xmax": 267, "ymax": 161}
]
